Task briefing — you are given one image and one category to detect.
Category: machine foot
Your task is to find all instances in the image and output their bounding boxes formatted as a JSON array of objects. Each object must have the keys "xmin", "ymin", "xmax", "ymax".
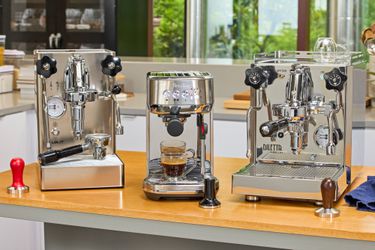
[{"xmin": 245, "ymin": 195, "xmax": 260, "ymax": 202}]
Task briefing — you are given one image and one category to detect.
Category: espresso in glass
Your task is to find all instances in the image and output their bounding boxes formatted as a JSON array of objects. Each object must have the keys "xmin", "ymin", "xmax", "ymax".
[
  {"xmin": 160, "ymin": 140, "xmax": 187, "ymax": 179},
  {"xmin": 160, "ymin": 158, "xmax": 186, "ymax": 177}
]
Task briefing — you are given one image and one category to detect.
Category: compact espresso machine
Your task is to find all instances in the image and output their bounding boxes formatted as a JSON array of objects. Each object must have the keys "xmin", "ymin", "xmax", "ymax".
[
  {"xmin": 35, "ymin": 49, "xmax": 124, "ymax": 190},
  {"xmin": 144, "ymin": 71, "xmax": 219, "ymax": 204},
  {"xmin": 232, "ymin": 50, "xmax": 364, "ymax": 203}
]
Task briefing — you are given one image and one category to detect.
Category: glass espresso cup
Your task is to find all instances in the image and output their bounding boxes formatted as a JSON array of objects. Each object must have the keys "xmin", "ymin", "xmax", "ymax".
[{"xmin": 160, "ymin": 140, "xmax": 193, "ymax": 179}]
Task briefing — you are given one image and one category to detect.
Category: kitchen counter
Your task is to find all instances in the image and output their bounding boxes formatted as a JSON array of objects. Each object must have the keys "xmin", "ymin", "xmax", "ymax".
[
  {"xmin": 0, "ymin": 91, "xmax": 374, "ymax": 127},
  {"xmin": 0, "ymin": 92, "xmax": 34, "ymax": 117},
  {"xmin": 0, "ymin": 151, "xmax": 374, "ymax": 250}
]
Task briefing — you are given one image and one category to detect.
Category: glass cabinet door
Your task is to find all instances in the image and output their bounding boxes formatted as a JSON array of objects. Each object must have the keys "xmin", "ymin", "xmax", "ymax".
[
  {"xmin": 2, "ymin": 0, "xmax": 52, "ymax": 53},
  {"xmin": 65, "ymin": 0, "xmax": 104, "ymax": 33},
  {"xmin": 10, "ymin": 0, "xmax": 46, "ymax": 32},
  {"xmin": 62, "ymin": 0, "xmax": 115, "ymax": 50}
]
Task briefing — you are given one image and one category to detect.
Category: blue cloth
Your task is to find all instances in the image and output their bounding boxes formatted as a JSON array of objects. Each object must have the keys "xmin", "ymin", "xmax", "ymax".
[{"xmin": 344, "ymin": 176, "xmax": 375, "ymax": 212}]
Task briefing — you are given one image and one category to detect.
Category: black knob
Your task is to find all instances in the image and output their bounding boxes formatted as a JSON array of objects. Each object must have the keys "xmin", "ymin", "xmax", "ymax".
[
  {"xmin": 38, "ymin": 145, "xmax": 84, "ymax": 165},
  {"xmin": 199, "ymin": 176, "xmax": 220, "ymax": 209},
  {"xmin": 259, "ymin": 118, "xmax": 289, "ymax": 137},
  {"xmin": 244, "ymin": 64, "xmax": 277, "ymax": 89},
  {"xmin": 167, "ymin": 119, "xmax": 184, "ymax": 137},
  {"xmin": 111, "ymin": 85, "xmax": 122, "ymax": 95},
  {"xmin": 321, "ymin": 178, "xmax": 336, "ymax": 209},
  {"xmin": 324, "ymin": 68, "xmax": 347, "ymax": 92},
  {"xmin": 101, "ymin": 55, "xmax": 122, "ymax": 77},
  {"xmin": 36, "ymin": 56, "xmax": 57, "ymax": 78}
]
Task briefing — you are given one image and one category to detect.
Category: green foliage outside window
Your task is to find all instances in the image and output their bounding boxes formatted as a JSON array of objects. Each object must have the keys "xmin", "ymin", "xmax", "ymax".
[
  {"xmin": 153, "ymin": 0, "xmax": 185, "ymax": 57},
  {"xmin": 153, "ymin": 0, "xmax": 327, "ymax": 59}
]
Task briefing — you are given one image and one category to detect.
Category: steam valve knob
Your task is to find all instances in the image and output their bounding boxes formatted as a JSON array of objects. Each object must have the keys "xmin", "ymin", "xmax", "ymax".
[
  {"xmin": 7, "ymin": 158, "xmax": 29, "ymax": 194},
  {"xmin": 111, "ymin": 85, "xmax": 122, "ymax": 95},
  {"xmin": 36, "ymin": 56, "xmax": 57, "ymax": 78},
  {"xmin": 101, "ymin": 55, "xmax": 122, "ymax": 77},
  {"xmin": 199, "ymin": 176, "xmax": 220, "ymax": 209},
  {"xmin": 324, "ymin": 68, "xmax": 347, "ymax": 92},
  {"xmin": 315, "ymin": 178, "xmax": 340, "ymax": 218},
  {"xmin": 244, "ymin": 65, "xmax": 278, "ymax": 89}
]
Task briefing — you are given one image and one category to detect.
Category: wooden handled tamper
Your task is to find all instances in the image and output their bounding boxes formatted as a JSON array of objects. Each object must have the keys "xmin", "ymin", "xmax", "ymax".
[
  {"xmin": 315, "ymin": 178, "xmax": 340, "ymax": 218},
  {"xmin": 199, "ymin": 176, "xmax": 221, "ymax": 209},
  {"xmin": 7, "ymin": 158, "xmax": 29, "ymax": 194}
]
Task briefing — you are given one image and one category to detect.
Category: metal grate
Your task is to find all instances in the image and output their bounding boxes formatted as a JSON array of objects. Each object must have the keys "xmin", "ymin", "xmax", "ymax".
[
  {"xmin": 259, "ymin": 152, "xmax": 339, "ymax": 166},
  {"xmin": 148, "ymin": 71, "xmax": 211, "ymax": 77},
  {"xmin": 147, "ymin": 158, "xmax": 204, "ymax": 184},
  {"xmin": 248, "ymin": 163, "xmax": 342, "ymax": 180}
]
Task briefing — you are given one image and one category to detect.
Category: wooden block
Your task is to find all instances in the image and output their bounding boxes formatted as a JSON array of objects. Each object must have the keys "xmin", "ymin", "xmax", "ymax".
[
  {"xmin": 224, "ymin": 99, "xmax": 250, "ymax": 110},
  {"xmin": 233, "ymin": 90, "xmax": 250, "ymax": 100}
]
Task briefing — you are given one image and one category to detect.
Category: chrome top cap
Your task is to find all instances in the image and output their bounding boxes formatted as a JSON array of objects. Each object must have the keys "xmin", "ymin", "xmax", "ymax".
[{"xmin": 147, "ymin": 71, "xmax": 214, "ymax": 115}]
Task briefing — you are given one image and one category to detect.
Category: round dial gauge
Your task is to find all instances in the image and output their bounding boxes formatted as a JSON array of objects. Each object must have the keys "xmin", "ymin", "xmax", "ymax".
[
  {"xmin": 313, "ymin": 125, "xmax": 338, "ymax": 149},
  {"xmin": 47, "ymin": 97, "xmax": 66, "ymax": 118}
]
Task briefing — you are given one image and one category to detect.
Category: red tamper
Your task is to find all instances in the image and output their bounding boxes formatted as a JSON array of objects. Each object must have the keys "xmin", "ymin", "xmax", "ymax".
[{"xmin": 7, "ymin": 158, "xmax": 29, "ymax": 194}]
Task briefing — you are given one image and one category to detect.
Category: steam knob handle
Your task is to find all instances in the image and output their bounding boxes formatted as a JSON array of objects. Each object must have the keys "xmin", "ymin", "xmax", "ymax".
[
  {"xmin": 244, "ymin": 65, "xmax": 278, "ymax": 89},
  {"xmin": 7, "ymin": 158, "xmax": 29, "ymax": 194},
  {"xmin": 199, "ymin": 177, "xmax": 221, "ymax": 209},
  {"xmin": 314, "ymin": 178, "xmax": 340, "ymax": 217},
  {"xmin": 245, "ymin": 64, "xmax": 267, "ymax": 89},
  {"xmin": 324, "ymin": 68, "xmax": 347, "ymax": 92},
  {"xmin": 101, "ymin": 55, "xmax": 122, "ymax": 77},
  {"xmin": 36, "ymin": 56, "xmax": 57, "ymax": 78}
]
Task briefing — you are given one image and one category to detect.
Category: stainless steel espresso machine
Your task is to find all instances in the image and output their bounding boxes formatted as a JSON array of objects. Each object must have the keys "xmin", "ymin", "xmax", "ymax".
[
  {"xmin": 143, "ymin": 71, "xmax": 219, "ymax": 204},
  {"xmin": 232, "ymin": 51, "xmax": 364, "ymax": 203},
  {"xmin": 35, "ymin": 49, "xmax": 124, "ymax": 190}
]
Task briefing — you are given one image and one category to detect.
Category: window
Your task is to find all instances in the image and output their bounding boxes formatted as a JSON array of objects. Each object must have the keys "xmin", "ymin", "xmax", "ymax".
[
  {"xmin": 149, "ymin": 0, "xmax": 329, "ymax": 59},
  {"xmin": 152, "ymin": 0, "xmax": 185, "ymax": 57}
]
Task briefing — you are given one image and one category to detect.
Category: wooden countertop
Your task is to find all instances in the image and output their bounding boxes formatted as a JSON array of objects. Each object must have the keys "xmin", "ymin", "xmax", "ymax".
[{"xmin": 0, "ymin": 151, "xmax": 374, "ymax": 242}]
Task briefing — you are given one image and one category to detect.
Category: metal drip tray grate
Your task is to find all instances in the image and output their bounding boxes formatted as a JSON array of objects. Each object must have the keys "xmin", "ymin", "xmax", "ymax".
[
  {"xmin": 259, "ymin": 152, "xmax": 340, "ymax": 166},
  {"xmin": 248, "ymin": 163, "xmax": 343, "ymax": 180},
  {"xmin": 147, "ymin": 158, "xmax": 205, "ymax": 184}
]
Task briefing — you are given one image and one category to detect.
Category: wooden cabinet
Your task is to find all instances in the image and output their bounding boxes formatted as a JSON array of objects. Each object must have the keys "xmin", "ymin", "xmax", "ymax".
[{"xmin": 0, "ymin": 0, "xmax": 116, "ymax": 53}]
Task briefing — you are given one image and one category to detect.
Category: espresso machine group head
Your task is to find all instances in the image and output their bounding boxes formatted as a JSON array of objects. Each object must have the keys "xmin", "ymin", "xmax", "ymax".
[
  {"xmin": 144, "ymin": 71, "xmax": 219, "ymax": 201},
  {"xmin": 35, "ymin": 49, "xmax": 124, "ymax": 190},
  {"xmin": 232, "ymin": 50, "xmax": 364, "ymax": 202}
]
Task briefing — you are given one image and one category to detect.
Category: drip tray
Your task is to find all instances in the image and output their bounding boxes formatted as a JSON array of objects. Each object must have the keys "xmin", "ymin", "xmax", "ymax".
[{"xmin": 246, "ymin": 163, "xmax": 342, "ymax": 180}]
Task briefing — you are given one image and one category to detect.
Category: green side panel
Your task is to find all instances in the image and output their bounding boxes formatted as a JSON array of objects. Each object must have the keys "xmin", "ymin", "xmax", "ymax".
[{"xmin": 117, "ymin": 0, "xmax": 148, "ymax": 56}]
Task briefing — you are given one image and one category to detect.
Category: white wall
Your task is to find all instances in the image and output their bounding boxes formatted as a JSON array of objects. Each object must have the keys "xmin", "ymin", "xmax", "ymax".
[{"xmin": 0, "ymin": 110, "xmax": 43, "ymax": 250}]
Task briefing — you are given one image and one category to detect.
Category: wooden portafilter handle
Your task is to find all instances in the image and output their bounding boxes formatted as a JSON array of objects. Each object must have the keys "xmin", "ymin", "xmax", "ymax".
[
  {"xmin": 7, "ymin": 158, "xmax": 29, "ymax": 194},
  {"xmin": 315, "ymin": 178, "xmax": 340, "ymax": 218}
]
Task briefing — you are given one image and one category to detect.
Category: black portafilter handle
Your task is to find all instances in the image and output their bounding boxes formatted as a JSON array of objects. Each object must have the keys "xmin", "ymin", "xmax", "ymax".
[
  {"xmin": 259, "ymin": 118, "xmax": 289, "ymax": 137},
  {"xmin": 38, "ymin": 145, "xmax": 84, "ymax": 165},
  {"xmin": 199, "ymin": 176, "xmax": 220, "ymax": 209}
]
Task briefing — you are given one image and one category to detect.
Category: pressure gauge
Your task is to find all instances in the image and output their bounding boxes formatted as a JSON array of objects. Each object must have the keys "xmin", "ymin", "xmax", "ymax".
[
  {"xmin": 313, "ymin": 125, "xmax": 338, "ymax": 149},
  {"xmin": 47, "ymin": 97, "xmax": 66, "ymax": 118}
]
